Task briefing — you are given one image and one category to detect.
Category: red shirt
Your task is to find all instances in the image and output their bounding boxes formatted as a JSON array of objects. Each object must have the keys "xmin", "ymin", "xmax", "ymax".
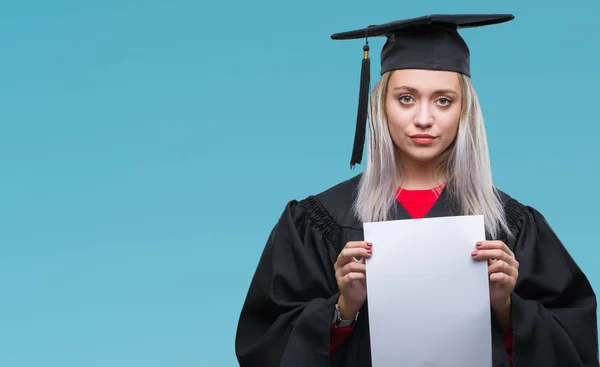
[{"xmin": 330, "ymin": 185, "xmax": 514, "ymax": 364}]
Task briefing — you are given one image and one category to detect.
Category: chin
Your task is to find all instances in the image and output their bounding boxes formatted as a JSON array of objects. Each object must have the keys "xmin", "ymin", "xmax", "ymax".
[
  {"xmin": 398, "ymin": 146, "xmax": 443, "ymax": 163},
  {"xmin": 409, "ymin": 152, "xmax": 441, "ymax": 162}
]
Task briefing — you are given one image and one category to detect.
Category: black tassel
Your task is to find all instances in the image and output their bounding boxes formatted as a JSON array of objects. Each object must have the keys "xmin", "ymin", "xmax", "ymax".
[{"xmin": 350, "ymin": 42, "xmax": 370, "ymax": 169}]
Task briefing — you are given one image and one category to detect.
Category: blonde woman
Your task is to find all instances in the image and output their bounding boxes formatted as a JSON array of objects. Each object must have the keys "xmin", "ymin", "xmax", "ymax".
[{"xmin": 235, "ymin": 14, "xmax": 598, "ymax": 367}]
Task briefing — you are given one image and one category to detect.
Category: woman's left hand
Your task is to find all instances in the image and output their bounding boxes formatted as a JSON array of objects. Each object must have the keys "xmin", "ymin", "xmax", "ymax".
[{"xmin": 472, "ymin": 240, "xmax": 519, "ymax": 328}]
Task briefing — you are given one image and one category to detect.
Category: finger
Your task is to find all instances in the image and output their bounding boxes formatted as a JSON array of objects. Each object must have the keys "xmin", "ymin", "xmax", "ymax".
[
  {"xmin": 488, "ymin": 260, "xmax": 518, "ymax": 277},
  {"xmin": 344, "ymin": 241, "xmax": 373, "ymax": 249},
  {"xmin": 488, "ymin": 257, "xmax": 520, "ymax": 272},
  {"xmin": 489, "ymin": 272, "xmax": 513, "ymax": 284},
  {"xmin": 336, "ymin": 262, "xmax": 366, "ymax": 279},
  {"xmin": 335, "ymin": 247, "xmax": 372, "ymax": 269},
  {"xmin": 339, "ymin": 241, "xmax": 372, "ymax": 263},
  {"xmin": 476, "ymin": 241, "xmax": 514, "ymax": 258},
  {"xmin": 339, "ymin": 247, "xmax": 372, "ymax": 262},
  {"xmin": 472, "ymin": 249, "xmax": 518, "ymax": 267},
  {"xmin": 340, "ymin": 261, "xmax": 366, "ymax": 274},
  {"xmin": 340, "ymin": 272, "xmax": 366, "ymax": 285}
]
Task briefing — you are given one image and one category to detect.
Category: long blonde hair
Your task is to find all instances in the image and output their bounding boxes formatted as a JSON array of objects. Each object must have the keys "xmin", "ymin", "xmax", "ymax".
[{"xmin": 353, "ymin": 71, "xmax": 511, "ymax": 239}]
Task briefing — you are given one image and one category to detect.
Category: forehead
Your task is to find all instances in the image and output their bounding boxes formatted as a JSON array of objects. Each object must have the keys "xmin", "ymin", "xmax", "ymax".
[{"xmin": 388, "ymin": 69, "xmax": 461, "ymax": 91}]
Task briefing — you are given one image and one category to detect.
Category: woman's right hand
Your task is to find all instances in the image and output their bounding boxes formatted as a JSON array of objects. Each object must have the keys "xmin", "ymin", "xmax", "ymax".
[{"xmin": 334, "ymin": 241, "xmax": 372, "ymax": 319}]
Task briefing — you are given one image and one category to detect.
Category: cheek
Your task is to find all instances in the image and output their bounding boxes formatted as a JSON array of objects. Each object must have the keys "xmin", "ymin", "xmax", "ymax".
[
  {"xmin": 386, "ymin": 102, "xmax": 412, "ymax": 134},
  {"xmin": 439, "ymin": 110, "xmax": 461, "ymax": 140}
]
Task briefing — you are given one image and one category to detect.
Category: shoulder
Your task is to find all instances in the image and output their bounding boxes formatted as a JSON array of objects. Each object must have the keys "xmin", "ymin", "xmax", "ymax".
[
  {"xmin": 494, "ymin": 187, "xmax": 561, "ymax": 244},
  {"xmin": 271, "ymin": 174, "xmax": 361, "ymax": 248},
  {"xmin": 494, "ymin": 187, "xmax": 539, "ymax": 227},
  {"xmin": 494, "ymin": 187, "xmax": 547, "ymax": 221},
  {"xmin": 292, "ymin": 173, "xmax": 362, "ymax": 229},
  {"xmin": 494, "ymin": 188, "xmax": 528, "ymax": 230},
  {"xmin": 494, "ymin": 188, "xmax": 593, "ymax": 291}
]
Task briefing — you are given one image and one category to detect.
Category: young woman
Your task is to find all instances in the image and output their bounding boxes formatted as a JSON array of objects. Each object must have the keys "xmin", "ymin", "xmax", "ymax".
[{"xmin": 234, "ymin": 14, "xmax": 599, "ymax": 367}]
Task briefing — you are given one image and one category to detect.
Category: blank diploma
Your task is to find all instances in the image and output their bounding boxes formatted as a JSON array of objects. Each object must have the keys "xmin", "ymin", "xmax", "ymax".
[{"xmin": 363, "ymin": 215, "xmax": 491, "ymax": 367}]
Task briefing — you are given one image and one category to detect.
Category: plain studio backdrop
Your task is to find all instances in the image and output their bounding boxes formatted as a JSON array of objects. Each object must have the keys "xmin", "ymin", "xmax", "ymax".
[{"xmin": 0, "ymin": 0, "xmax": 598, "ymax": 366}]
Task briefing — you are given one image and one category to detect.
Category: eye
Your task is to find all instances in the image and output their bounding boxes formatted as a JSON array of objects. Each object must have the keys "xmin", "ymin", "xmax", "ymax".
[
  {"xmin": 437, "ymin": 97, "xmax": 452, "ymax": 106},
  {"xmin": 398, "ymin": 95, "xmax": 414, "ymax": 104}
]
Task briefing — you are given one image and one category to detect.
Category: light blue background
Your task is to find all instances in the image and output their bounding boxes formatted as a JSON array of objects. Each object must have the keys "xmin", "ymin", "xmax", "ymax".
[{"xmin": 1, "ymin": 0, "xmax": 598, "ymax": 366}]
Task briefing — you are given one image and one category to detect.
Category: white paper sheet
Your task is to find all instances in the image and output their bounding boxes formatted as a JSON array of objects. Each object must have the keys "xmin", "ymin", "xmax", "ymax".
[{"xmin": 363, "ymin": 215, "xmax": 491, "ymax": 367}]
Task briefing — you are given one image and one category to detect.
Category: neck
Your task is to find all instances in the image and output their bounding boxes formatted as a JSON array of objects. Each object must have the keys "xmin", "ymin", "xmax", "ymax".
[{"xmin": 398, "ymin": 157, "xmax": 445, "ymax": 190}]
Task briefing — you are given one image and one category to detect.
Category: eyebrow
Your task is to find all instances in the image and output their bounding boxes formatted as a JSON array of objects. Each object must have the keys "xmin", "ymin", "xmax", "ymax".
[{"xmin": 392, "ymin": 86, "xmax": 459, "ymax": 96}]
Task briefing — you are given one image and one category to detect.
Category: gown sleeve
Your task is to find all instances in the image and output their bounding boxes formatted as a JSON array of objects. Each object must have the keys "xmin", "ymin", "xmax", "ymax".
[
  {"xmin": 508, "ymin": 203, "xmax": 599, "ymax": 366},
  {"xmin": 234, "ymin": 198, "xmax": 342, "ymax": 367}
]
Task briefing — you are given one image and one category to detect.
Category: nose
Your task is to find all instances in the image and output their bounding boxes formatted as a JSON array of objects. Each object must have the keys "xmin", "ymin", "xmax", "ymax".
[{"xmin": 414, "ymin": 104, "xmax": 434, "ymax": 128}]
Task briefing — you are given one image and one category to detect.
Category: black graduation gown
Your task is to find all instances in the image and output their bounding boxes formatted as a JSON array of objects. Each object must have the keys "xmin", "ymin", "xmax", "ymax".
[{"xmin": 234, "ymin": 174, "xmax": 599, "ymax": 367}]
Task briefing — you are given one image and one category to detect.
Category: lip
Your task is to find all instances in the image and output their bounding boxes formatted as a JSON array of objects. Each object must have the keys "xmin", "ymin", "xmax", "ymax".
[
  {"xmin": 410, "ymin": 134, "xmax": 436, "ymax": 138},
  {"xmin": 410, "ymin": 134, "xmax": 436, "ymax": 145}
]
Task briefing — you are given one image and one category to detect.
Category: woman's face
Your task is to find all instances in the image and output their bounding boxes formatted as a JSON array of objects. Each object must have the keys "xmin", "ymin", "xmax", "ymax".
[{"xmin": 385, "ymin": 69, "xmax": 463, "ymax": 165}]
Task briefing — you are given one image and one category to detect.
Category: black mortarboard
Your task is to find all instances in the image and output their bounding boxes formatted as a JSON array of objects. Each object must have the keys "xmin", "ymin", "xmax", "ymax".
[{"xmin": 331, "ymin": 14, "xmax": 515, "ymax": 168}]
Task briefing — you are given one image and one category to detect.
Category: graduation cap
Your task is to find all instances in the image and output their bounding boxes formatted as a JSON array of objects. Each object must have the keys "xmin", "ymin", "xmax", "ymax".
[{"xmin": 330, "ymin": 14, "xmax": 515, "ymax": 168}]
